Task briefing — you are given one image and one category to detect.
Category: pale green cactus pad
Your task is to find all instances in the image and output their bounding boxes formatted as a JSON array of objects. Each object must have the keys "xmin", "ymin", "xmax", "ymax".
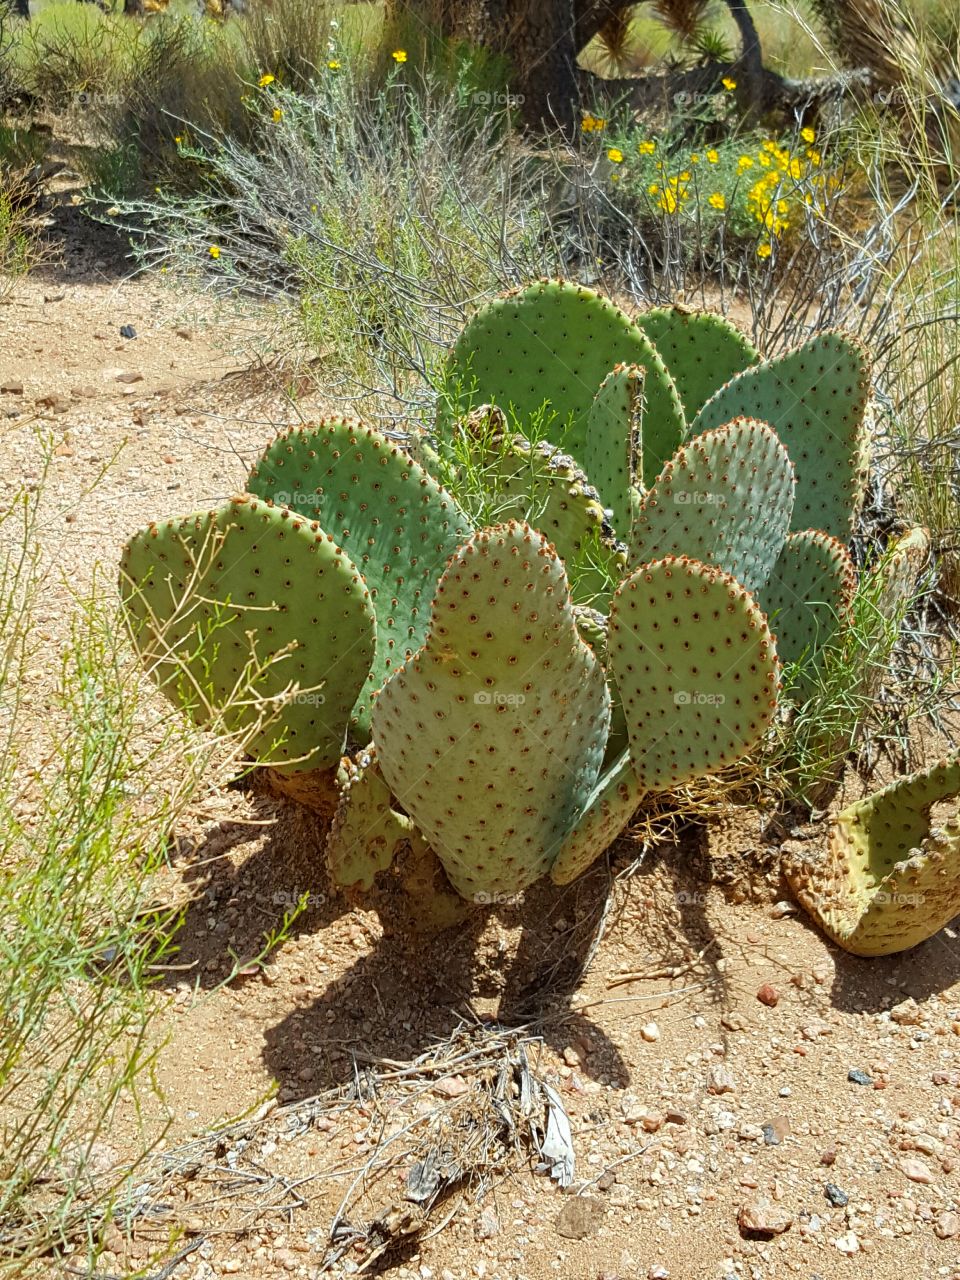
[
  {"xmin": 549, "ymin": 751, "xmax": 646, "ymax": 885},
  {"xmin": 636, "ymin": 306, "xmax": 758, "ymax": 421},
  {"xmin": 119, "ymin": 495, "xmax": 376, "ymax": 773},
  {"xmin": 247, "ymin": 417, "xmax": 471, "ymax": 738},
  {"xmin": 371, "ymin": 523, "xmax": 611, "ymax": 900},
  {"xmin": 608, "ymin": 557, "xmax": 780, "ymax": 791},
  {"xmin": 758, "ymin": 530, "xmax": 856, "ymax": 695},
  {"xmin": 628, "ymin": 419, "xmax": 795, "ymax": 594},
  {"xmin": 325, "ymin": 747, "xmax": 415, "ymax": 890},
  {"xmin": 583, "ymin": 363, "xmax": 643, "ymax": 535},
  {"xmin": 785, "ymin": 758, "xmax": 960, "ymax": 956},
  {"xmin": 692, "ymin": 331, "xmax": 870, "ymax": 539},
  {"xmin": 445, "ymin": 279, "xmax": 685, "ymax": 482}
]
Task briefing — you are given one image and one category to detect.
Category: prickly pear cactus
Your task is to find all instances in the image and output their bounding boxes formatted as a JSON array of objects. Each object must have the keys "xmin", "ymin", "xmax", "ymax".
[
  {"xmin": 635, "ymin": 306, "xmax": 758, "ymax": 421},
  {"xmin": 371, "ymin": 523, "xmax": 611, "ymax": 899},
  {"xmin": 119, "ymin": 495, "xmax": 376, "ymax": 773},
  {"xmin": 785, "ymin": 757, "xmax": 960, "ymax": 955},
  {"xmin": 551, "ymin": 556, "xmax": 781, "ymax": 883},
  {"xmin": 692, "ymin": 331, "xmax": 871, "ymax": 539},
  {"xmin": 583, "ymin": 363, "xmax": 642, "ymax": 536},
  {"xmin": 325, "ymin": 747, "xmax": 415, "ymax": 890},
  {"xmin": 247, "ymin": 418, "xmax": 471, "ymax": 738},
  {"xmin": 628, "ymin": 419, "xmax": 795, "ymax": 594},
  {"xmin": 445, "ymin": 280, "xmax": 685, "ymax": 485}
]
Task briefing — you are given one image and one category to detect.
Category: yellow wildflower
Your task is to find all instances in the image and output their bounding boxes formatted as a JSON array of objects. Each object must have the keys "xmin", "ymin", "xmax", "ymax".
[
  {"xmin": 607, "ymin": 147, "xmax": 624, "ymax": 164},
  {"xmin": 258, "ymin": 73, "xmax": 275, "ymax": 87},
  {"xmin": 679, "ymin": 170, "xmax": 691, "ymax": 181},
  {"xmin": 737, "ymin": 155, "xmax": 753, "ymax": 172},
  {"xmin": 327, "ymin": 59, "xmax": 341, "ymax": 70},
  {"xmin": 690, "ymin": 153, "xmax": 700, "ymax": 164},
  {"xmin": 807, "ymin": 149, "xmax": 821, "ymax": 166},
  {"xmin": 708, "ymin": 192, "xmax": 726, "ymax": 210},
  {"xmin": 391, "ymin": 49, "xmax": 407, "ymax": 63},
  {"xmin": 209, "ymin": 245, "xmax": 221, "ymax": 259},
  {"xmin": 638, "ymin": 140, "xmax": 656, "ymax": 155},
  {"xmin": 722, "ymin": 77, "xmax": 736, "ymax": 90},
  {"xmin": 706, "ymin": 148, "xmax": 719, "ymax": 163},
  {"xmin": 272, "ymin": 107, "xmax": 283, "ymax": 122},
  {"xmin": 757, "ymin": 242, "xmax": 772, "ymax": 258},
  {"xmin": 174, "ymin": 135, "xmax": 183, "ymax": 144},
  {"xmin": 801, "ymin": 126, "xmax": 815, "ymax": 144}
]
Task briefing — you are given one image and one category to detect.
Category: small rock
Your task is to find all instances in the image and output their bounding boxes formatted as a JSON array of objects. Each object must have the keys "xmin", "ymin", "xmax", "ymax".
[
  {"xmin": 119, "ymin": 324, "xmax": 137, "ymax": 339},
  {"xmin": 115, "ymin": 371, "xmax": 144, "ymax": 384},
  {"xmin": 70, "ymin": 385, "xmax": 97, "ymax": 398},
  {"xmin": 889, "ymin": 997, "xmax": 922, "ymax": 1026},
  {"xmin": 648, "ymin": 1268, "xmax": 670, "ymax": 1280},
  {"xmin": 434, "ymin": 1075, "xmax": 469, "ymax": 1099},
  {"xmin": 555, "ymin": 1196, "xmax": 607, "ymax": 1241},
  {"xmin": 832, "ymin": 1230, "xmax": 860, "ymax": 1255},
  {"xmin": 900, "ymin": 1157, "xmax": 934, "ymax": 1184},
  {"xmin": 640, "ymin": 1022, "xmax": 661, "ymax": 1042},
  {"xmin": 35, "ymin": 393, "xmax": 70, "ymax": 413},
  {"xmin": 935, "ymin": 1211, "xmax": 960, "ymax": 1239},
  {"xmin": 0, "ymin": 381, "xmax": 23, "ymax": 395},
  {"xmin": 721, "ymin": 1012, "xmax": 749, "ymax": 1032},
  {"xmin": 762, "ymin": 1115, "xmax": 790, "ymax": 1146},
  {"xmin": 475, "ymin": 1206, "xmax": 499, "ymax": 1240},
  {"xmin": 847, "ymin": 1069, "xmax": 873, "ymax": 1086},
  {"xmin": 664, "ymin": 1109, "xmax": 688, "ymax": 1126},
  {"xmin": 707, "ymin": 1065, "xmax": 736, "ymax": 1095},
  {"xmin": 562, "ymin": 1045, "xmax": 585, "ymax": 1067},
  {"xmin": 756, "ymin": 983, "xmax": 779, "ymax": 1007},
  {"xmin": 824, "ymin": 1183, "xmax": 848, "ymax": 1207},
  {"xmin": 175, "ymin": 326, "xmax": 194, "ymax": 339},
  {"xmin": 640, "ymin": 1112, "xmax": 665, "ymax": 1133},
  {"xmin": 737, "ymin": 1197, "xmax": 793, "ymax": 1236},
  {"xmin": 43, "ymin": 292, "xmax": 65, "ymax": 303},
  {"xmin": 820, "ymin": 1147, "xmax": 837, "ymax": 1166},
  {"xmin": 770, "ymin": 900, "xmax": 797, "ymax": 918}
]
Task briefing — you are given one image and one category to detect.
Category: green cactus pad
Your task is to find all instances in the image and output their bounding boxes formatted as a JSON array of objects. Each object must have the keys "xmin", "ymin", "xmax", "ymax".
[
  {"xmin": 785, "ymin": 757, "xmax": 960, "ymax": 955},
  {"xmin": 445, "ymin": 279, "xmax": 685, "ymax": 487},
  {"xmin": 476, "ymin": 433, "xmax": 624, "ymax": 607},
  {"xmin": 549, "ymin": 751, "xmax": 646, "ymax": 884},
  {"xmin": 371, "ymin": 523, "xmax": 611, "ymax": 900},
  {"xmin": 636, "ymin": 306, "xmax": 758, "ymax": 421},
  {"xmin": 609, "ymin": 557, "xmax": 780, "ymax": 791},
  {"xmin": 247, "ymin": 418, "xmax": 471, "ymax": 738},
  {"xmin": 325, "ymin": 747, "xmax": 414, "ymax": 890},
  {"xmin": 758, "ymin": 530, "xmax": 856, "ymax": 695},
  {"xmin": 119, "ymin": 495, "xmax": 376, "ymax": 773},
  {"xmin": 628, "ymin": 419, "xmax": 795, "ymax": 594},
  {"xmin": 691, "ymin": 330, "xmax": 870, "ymax": 539},
  {"xmin": 583, "ymin": 363, "xmax": 643, "ymax": 537}
]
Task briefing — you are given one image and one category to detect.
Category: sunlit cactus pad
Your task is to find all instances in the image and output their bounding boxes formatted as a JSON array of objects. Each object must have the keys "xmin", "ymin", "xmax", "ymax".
[
  {"xmin": 119, "ymin": 495, "xmax": 375, "ymax": 773},
  {"xmin": 636, "ymin": 306, "xmax": 758, "ymax": 421},
  {"xmin": 786, "ymin": 758, "xmax": 960, "ymax": 955},
  {"xmin": 371, "ymin": 522, "xmax": 610, "ymax": 899},
  {"xmin": 247, "ymin": 417, "xmax": 471, "ymax": 736}
]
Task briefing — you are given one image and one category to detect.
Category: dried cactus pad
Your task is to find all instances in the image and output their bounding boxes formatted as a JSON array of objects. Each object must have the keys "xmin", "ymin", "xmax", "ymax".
[
  {"xmin": 583, "ymin": 363, "xmax": 643, "ymax": 534},
  {"xmin": 636, "ymin": 306, "xmax": 758, "ymax": 421},
  {"xmin": 325, "ymin": 747, "xmax": 413, "ymax": 890},
  {"xmin": 119, "ymin": 495, "xmax": 375, "ymax": 773},
  {"xmin": 609, "ymin": 557, "xmax": 780, "ymax": 791},
  {"xmin": 785, "ymin": 757, "xmax": 960, "ymax": 956},
  {"xmin": 371, "ymin": 523, "xmax": 611, "ymax": 900},
  {"xmin": 445, "ymin": 279, "xmax": 685, "ymax": 479},
  {"xmin": 628, "ymin": 419, "xmax": 795, "ymax": 594},
  {"xmin": 758, "ymin": 530, "xmax": 856, "ymax": 696},
  {"xmin": 247, "ymin": 418, "xmax": 471, "ymax": 738},
  {"xmin": 692, "ymin": 330, "xmax": 870, "ymax": 539}
]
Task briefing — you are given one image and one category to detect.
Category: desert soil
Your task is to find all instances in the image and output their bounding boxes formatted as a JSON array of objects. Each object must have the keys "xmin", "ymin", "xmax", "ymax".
[{"xmin": 5, "ymin": 176, "xmax": 960, "ymax": 1280}]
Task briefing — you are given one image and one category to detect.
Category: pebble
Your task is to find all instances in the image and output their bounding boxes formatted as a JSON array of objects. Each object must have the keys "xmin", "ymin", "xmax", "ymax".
[
  {"xmin": 847, "ymin": 1069, "xmax": 873, "ymax": 1086},
  {"xmin": 707, "ymin": 1065, "xmax": 737, "ymax": 1095},
  {"xmin": 770, "ymin": 900, "xmax": 797, "ymax": 917},
  {"xmin": 832, "ymin": 1230, "xmax": 860, "ymax": 1254},
  {"xmin": 890, "ymin": 997, "xmax": 922, "ymax": 1025},
  {"xmin": 756, "ymin": 983, "xmax": 779, "ymax": 1007},
  {"xmin": 737, "ymin": 1197, "xmax": 793, "ymax": 1235},
  {"xmin": 648, "ymin": 1268, "xmax": 669, "ymax": 1279},
  {"xmin": 120, "ymin": 324, "xmax": 137, "ymax": 339},
  {"xmin": 476, "ymin": 1206, "xmax": 499, "ymax": 1240},
  {"xmin": 115, "ymin": 371, "xmax": 144, "ymax": 384},
  {"xmin": 641, "ymin": 1022, "xmax": 661, "ymax": 1043},
  {"xmin": 820, "ymin": 1147, "xmax": 837, "ymax": 1166},
  {"xmin": 900, "ymin": 1157, "xmax": 934, "ymax": 1184},
  {"xmin": 824, "ymin": 1183, "xmax": 848, "ymax": 1207},
  {"xmin": 555, "ymin": 1196, "xmax": 607, "ymax": 1240},
  {"xmin": 0, "ymin": 381, "xmax": 23, "ymax": 394},
  {"xmin": 935, "ymin": 1211, "xmax": 960, "ymax": 1239}
]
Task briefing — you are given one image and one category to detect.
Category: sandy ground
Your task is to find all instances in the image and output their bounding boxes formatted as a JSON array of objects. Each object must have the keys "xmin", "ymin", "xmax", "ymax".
[{"xmin": 5, "ymin": 189, "xmax": 960, "ymax": 1280}]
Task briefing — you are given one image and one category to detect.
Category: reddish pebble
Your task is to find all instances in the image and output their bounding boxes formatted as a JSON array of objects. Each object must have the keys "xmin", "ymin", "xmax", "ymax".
[
  {"xmin": 757, "ymin": 983, "xmax": 779, "ymax": 1007},
  {"xmin": 821, "ymin": 1148, "xmax": 837, "ymax": 1166}
]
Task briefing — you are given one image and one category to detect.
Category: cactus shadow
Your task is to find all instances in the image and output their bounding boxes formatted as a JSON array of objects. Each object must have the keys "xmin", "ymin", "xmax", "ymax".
[
  {"xmin": 158, "ymin": 792, "xmax": 350, "ymax": 990},
  {"xmin": 824, "ymin": 927, "xmax": 960, "ymax": 1014}
]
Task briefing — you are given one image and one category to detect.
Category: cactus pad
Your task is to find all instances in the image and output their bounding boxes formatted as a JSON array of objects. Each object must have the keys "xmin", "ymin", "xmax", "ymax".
[
  {"xmin": 628, "ymin": 419, "xmax": 795, "ymax": 593},
  {"xmin": 636, "ymin": 306, "xmax": 758, "ymax": 421},
  {"xmin": 371, "ymin": 523, "xmax": 611, "ymax": 900},
  {"xmin": 692, "ymin": 330, "xmax": 870, "ymax": 539},
  {"xmin": 445, "ymin": 279, "xmax": 685, "ymax": 481},
  {"xmin": 549, "ymin": 751, "xmax": 646, "ymax": 884},
  {"xmin": 247, "ymin": 418, "xmax": 471, "ymax": 738},
  {"xmin": 325, "ymin": 747, "xmax": 414, "ymax": 889},
  {"xmin": 583, "ymin": 363, "xmax": 644, "ymax": 535},
  {"xmin": 609, "ymin": 557, "xmax": 780, "ymax": 791},
  {"xmin": 119, "ymin": 495, "xmax": 376, "ymax": 773},
  {"xmin": 758, "ymin": 530, "xmax": 856, "ymax": 694},
  {"xmin": 785, "ymin": 757, "xmax": 960, "ymax": 955}
]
